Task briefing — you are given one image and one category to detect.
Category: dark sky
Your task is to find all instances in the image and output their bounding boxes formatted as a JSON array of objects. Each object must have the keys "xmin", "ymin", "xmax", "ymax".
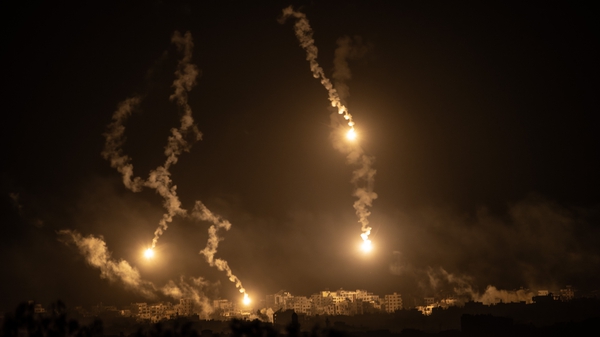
[{"xmin": 1, "ymin": 0, "xmax": 599, "ymax": 311}]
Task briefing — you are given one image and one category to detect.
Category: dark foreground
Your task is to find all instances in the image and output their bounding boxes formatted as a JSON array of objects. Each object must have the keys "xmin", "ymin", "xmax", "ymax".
[{"xmin": 2, "ymin": 301, "xmax": 599, "ymax": 337}]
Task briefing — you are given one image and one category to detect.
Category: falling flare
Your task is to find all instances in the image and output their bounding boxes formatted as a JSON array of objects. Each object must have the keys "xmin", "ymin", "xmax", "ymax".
[
  {"xmin": 280, "ymin": 7, "xmax": 378, "ymax": 253},
  {"xmin": 346, "ymin": 128, "xmax": 357, "ymax": 140},
  {"xmin": 360, "ymin": 240, "xmax": 372, "ymax": 253},
  {"xmin": 243, "ymin": 293, "xmax": 251, "ymax": 306},
  {"xmin": 144, "ymin": 248, "xmax": 155, "ymax": 259}
]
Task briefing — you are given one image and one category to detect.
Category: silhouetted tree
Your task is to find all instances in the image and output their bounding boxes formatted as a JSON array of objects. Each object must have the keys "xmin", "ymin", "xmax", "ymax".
[
  {"xmin": 1, "ymin": 301, "xmax": 102, "ymax": 337},
  {"xmin": 230, "ymin": 319, "xmax": 278, "ymax": 337}
]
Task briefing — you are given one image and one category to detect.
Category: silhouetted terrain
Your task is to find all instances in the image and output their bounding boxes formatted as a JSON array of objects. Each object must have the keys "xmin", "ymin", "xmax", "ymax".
[{"xmin": 2, "ymin": 300, "xmax": 600, "ymax": 337}]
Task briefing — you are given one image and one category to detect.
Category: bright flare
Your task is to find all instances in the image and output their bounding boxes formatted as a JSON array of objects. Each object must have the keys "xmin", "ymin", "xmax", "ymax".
[
  {"xmin": 346, "ymin": 128, "xmax": 357, "ymax": 140},
  {"xmin": 144, "ymin": 248, "xmax": 155, "ymax": 259},
  {"xmin": 243, "ymin": 293, "xmax": 251, "ymax": 305},
  {"xmin": 361, "ymin": 240, "xmax": 372, "ymax": 253}
]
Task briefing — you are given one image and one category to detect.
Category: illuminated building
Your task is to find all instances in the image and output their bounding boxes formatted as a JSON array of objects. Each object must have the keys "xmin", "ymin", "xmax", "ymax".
[
  {"xmin": 383, "ymin": 292, "xmax": 403, "ymax": 313},
  {"xmin": 179, "ymin": 299, "xmax": 194, "ymax": 316}
]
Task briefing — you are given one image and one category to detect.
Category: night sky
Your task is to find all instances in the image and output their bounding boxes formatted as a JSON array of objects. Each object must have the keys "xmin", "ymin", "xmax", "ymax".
[{"xmin": 1, "ymin": 1, "xmax": 598, "ymax": 311}]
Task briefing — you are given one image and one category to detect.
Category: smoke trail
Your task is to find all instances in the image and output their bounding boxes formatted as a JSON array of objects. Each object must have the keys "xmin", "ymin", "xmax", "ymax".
[
  {"xmin": 100, "ymin": 30, "xmax": 248, "ymax": 300},
  {"xmin": 192, "ymin": 201, "xmax": 247, "ymax": 295},
  {"xmin": 59, "ymin": 230, "xmax": 217, "ymax": 317},
  {"xmin": 278, "ymin": 7, "xmax": 355, "ymax": 129},
  {"xmin": 476, "ymin": 286, "xmax": 534, "ymax": 305},
  {"xmin": 101, "ymin": 96, "xmax": 144, "ymax": 192},
  {"xmin": 58, "ymin": 230, "xmax": 156, "ymax": 298},
  {"xmin": 165, "ymin": 31, "xmax": 203, "ymax": 170},
  {"xmin": 280, "ymin": 7, "xmax": 377, "ymax": 247},
  {"xmin": 101, "ymin": 31, "xmax": 202, "ymax": 248}
]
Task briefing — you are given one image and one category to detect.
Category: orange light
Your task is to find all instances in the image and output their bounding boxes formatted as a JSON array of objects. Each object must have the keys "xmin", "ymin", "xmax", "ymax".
[
  {"xmin": 346, "ymin": 128, "xmax": 357, "ymax": 140},
  {"xmin": 243, "ymin": 293, "xmax": 251, "ymax": 305},
  {"xmin": 360, "ymin": 240, "xmax": 372, "ymax": 253},
  {"xmin": 144, "ymin": 248, "xmax": 155, "ymax": 259}
]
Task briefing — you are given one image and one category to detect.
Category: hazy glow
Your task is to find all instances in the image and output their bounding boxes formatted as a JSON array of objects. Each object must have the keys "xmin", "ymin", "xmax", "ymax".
[
  {"xmin": 346, "ymin": 128, "xmax": 357, "ymax": 140},
  {"xmin": 144, "ymin": 248, "xmax": 155, "ymax": 259},
  {"xmin": 361, "ymin": 240, "xmax": 372, "ymax": 253},
  {"xmin": 243, "ymin": 293, "xmax": 251, "ymax": 305}
]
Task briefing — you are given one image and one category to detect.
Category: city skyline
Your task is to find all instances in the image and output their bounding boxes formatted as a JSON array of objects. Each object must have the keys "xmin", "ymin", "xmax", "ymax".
[{"xmin": 1, "ymin": 0, "xmax": 599, "ymax": 314}]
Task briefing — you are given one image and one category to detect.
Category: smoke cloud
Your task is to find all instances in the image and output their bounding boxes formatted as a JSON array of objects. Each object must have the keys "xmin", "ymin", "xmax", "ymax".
[
  {"xmin": 280, "ymin": 7, "xmax": 377, "ymax": 246},
  {"xmin": 58, "ymin": 229, "xmax": 156, "ymax": 298},
  {"xmin": 59, "ymin": 230, "xmax": 220, "ymax": 318},
  {"xmin": 388, "ymin": 195, "xmax": 600, "ymax": 303}
]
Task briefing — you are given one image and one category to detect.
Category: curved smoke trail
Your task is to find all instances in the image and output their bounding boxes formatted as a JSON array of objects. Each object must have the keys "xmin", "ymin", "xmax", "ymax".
[
  {"xmin": 100, "ymin": 31, "xmax": 248, "ymax": 298},
  {"xmin": 279, "ymin": 7, "xmax": 378, "ymax": 248},
  {"xmin": 192, "ymin": 201, "xmax": 248, "ymax": 296}
]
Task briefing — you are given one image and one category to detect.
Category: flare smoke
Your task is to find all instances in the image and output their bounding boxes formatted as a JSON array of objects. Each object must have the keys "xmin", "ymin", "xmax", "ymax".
[
  {"xmin": 278, "ymin": 7, "xmax": 355, "ymax": 129},
  {"xmin": 59, "ymin": 230, "xmax": 217, "ymax": 317},
  {"xmin": 280, "ymin": 7, "xmax": 377, "ymax": 246},
  {"xmin": 101, "ymin": 31, "xmax": 201, "ymax": 248},
  {"xmin": 100, "ymin": 31, "xmax": 248, "ymax": 298}
]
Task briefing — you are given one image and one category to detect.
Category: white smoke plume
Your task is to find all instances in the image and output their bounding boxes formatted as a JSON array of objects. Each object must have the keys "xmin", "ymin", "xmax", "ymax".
[
  {"xmin": 101, "ymin": 31, "xmax": 202, "ymax": 248},
  {"xmin": 423, "ymin": 267, "xmax": 536, "ymax": 305},
  {"xmin": 278, "ymin": 7, "xmax": 355, "ymax": 128},
  {"xmin": 476, "ymin": 286, "xmax": 534, "ymax": 305},
  {"xmin": 332, "ymin": 35, "xmax": 368, "ymax": 106},
  {"xmin": 101, "ymin": 96, "xmax": 144, "ymax": 192},
  {"xmin": 165, "ymin": 30, "xmax": 203, "ymax": 170},
  {"xmin": 280, "ymin": 7, "xmax": 377, "ymax": 246},
  {"xmin": 58, "ymin": 229, "xmax": 156, "ymax": 298},
  {"xmin": 59, "ymin": 230, "xmax": 218, "ymax": 318},
  {"xmin": 192, "ymin": 201, "xmax": 247, "ymax": 295},
  {"xmin": 161, "ymin": 276, "xmax": 215, "ymax": 318}
]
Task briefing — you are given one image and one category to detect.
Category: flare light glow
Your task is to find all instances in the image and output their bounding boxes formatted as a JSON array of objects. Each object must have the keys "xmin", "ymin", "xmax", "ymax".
[
  {"xmin": 144, "ymin": 248, "xmax": 155, "ymax": 259},
  {"xmin": 361, "ymin": 240, "xmax": 372, "ymax": 253},
  {"xmin": 243, "ymin": 293, "xmax": 251, "ymax": 305},
  {"xmin": 346, "ymin": 128, "xmax": 357, "ymax": 140}
]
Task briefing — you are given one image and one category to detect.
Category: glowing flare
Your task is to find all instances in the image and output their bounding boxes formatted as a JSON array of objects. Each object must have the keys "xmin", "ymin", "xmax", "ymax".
[
  {"xmin": 346, "ymin": 128, "xmax": 357, "ymax": 140},
  {"xmin": 361, "ymin": 240, "xmax": 372, "ymax": 253},
  {"xmin": 144, "ymin": 248, "xmax": 155, "ymax": 259},
  {"xmin": 243, "ymin": 293, "xmax": 251, "ymax": 305}
]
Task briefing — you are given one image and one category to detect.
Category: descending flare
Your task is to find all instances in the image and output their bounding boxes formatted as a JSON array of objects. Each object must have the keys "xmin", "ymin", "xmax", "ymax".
[
  {"xmin": 361, "ymin": 239, "xmax": 372, "ymax": 253},
  {"xmin": 243, "ymin": 293, "xmax": 251, "ymax": 305},
  {"xmin": 346, "ymin": 128, "xmax": 357, "ymax": 140},
  {"xmin": 280, "ymin": 7, "xmax": 378, "ymax": 250},
  {"xmin": 144, "ymin": 248, "xmax": 155, "ymax": 259}
]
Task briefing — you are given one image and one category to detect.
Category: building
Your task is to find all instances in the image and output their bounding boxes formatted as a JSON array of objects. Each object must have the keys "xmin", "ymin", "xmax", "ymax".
[
  {"xmin": 383, "ymin": 292, "xmax": 402, "ymax": 313},
  {"xmin": 291, "ymin": 296, "xmax": 311, "ymax": 315},
  {"xmin": 132, "ymin": 303, "xmax": 150, "ymax": 319},
  {"xmin": 179, "ymin": 299, "xmax": 194, "ymax": 316},
  {"xmin": 559, "ymin": 286, "xmax": 574, "ymax": 301}
]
